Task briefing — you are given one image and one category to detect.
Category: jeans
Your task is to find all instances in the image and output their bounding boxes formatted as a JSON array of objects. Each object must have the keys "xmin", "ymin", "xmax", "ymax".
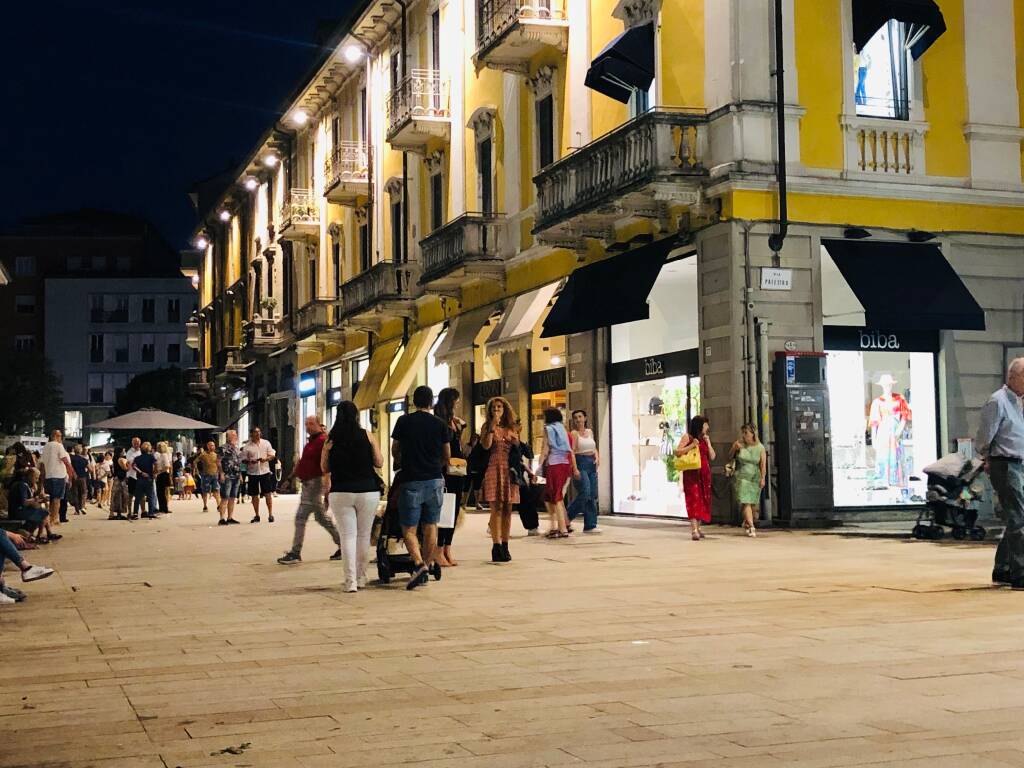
[
  {"xmin": 398, "ymin": 478, "xmax": 443, "ymax": 528},
  {"xmin": 0, "ymin": 532, "xmax": 24, "ymax": 570},
  {"xmin": 329, "ymin": 491, "xmax": 380, "ymax": 588},
  {"xmin": 291, "ymin": 477, "xmax": 340, "ymax": 555},
  {"xmin": 221, "ymin": 475, "xmax": 240, "ymax": 500},
  {"xmin": 566, "ymin": 454, "xmax": 599, "ymax": 530},
  {"xmin": 991, "ymin": 459, "xmax": 1024, "ymax": 580},
  {"xmin": 132, "ymin": 477, "xmax": 159, "ymax": 517}
]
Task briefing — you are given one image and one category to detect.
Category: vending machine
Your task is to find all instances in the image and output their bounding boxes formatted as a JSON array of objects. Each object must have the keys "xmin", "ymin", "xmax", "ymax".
[{"xmin": 773, "ymin": 352, "xmax": 833, "ymax": 522}]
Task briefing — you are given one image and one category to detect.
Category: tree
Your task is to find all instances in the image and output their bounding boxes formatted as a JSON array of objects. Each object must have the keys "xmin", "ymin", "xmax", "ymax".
[{"xmin": 0, "ymin": 349, "xmax": 63, "ymax": 437}]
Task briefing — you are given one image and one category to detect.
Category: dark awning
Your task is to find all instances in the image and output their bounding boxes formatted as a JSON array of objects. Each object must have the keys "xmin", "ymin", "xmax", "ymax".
[
  {"xmin": 853, "ymin": 0, "xmax": 946, "ymax": 60},
  {"xmin": 541, "ymin": 236, "xmax": 678, "ymax": 338},
  {"xmin": 821, "ymin": 239, "xmax": 984, "ymax": 331},
  {"xmin": 584, "ymin": 23, "xmax": 655, "ymax": 104}
]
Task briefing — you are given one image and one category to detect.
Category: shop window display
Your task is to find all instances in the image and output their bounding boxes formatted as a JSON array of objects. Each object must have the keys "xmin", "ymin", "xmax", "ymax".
[{"xmin": 826, "ymin": 349, "xmax": 937, "ymax": 507}]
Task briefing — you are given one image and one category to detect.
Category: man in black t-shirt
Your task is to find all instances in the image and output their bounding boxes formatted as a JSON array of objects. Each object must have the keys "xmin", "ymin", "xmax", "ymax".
[{"xmin": 391, "ymin": 385, "xmax": 450, "ymax": 590}]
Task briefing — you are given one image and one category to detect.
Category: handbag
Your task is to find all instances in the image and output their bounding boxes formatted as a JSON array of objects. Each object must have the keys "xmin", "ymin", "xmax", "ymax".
[
  {"xmin": 439, "ymin": 492, "xmax": 458, "ymax": 528},
  {"xmin": 446, "ymin": 457, "xmax": 467, "ymax": 477},
  {"xmin": 673, "ymin": 440, "xmax": 702, "ymax": 471},
  {"xmin": 507, "ymin": 440, "xmax": 529, "ymax": 487},
  {"xmin": 724, "ymin": 459, "xmax": 736, "ymax": 478}
]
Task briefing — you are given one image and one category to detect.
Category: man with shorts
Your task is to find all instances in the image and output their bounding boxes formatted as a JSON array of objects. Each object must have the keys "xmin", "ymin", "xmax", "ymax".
[
  {"xmin": 243, "ymin": 427, "xmax": 276, "ymax": 523},
  {"xmin": 218, "ymin": 431, "xmax": 243, "ymax": 525},
  {"xmin": 196, "ymin": 440, "xmax": 221, "ymax": 512},
  {"xmin": 391, "ymin": 386, "xmax": 450, "ymax": 590},
  {"xmin": 40, "ymin": 430, "xmax": 74, "ymax": 527}
]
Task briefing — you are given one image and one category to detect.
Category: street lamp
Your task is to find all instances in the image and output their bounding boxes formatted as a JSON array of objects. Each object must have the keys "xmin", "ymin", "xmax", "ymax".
[{"xmin": 343, "ymin": 45, "xmax": 363, "ymax": 63}]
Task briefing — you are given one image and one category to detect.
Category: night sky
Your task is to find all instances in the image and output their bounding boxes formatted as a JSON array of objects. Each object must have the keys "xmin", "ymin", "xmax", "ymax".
[{"xmin": 2, "ymin": 1, "xmax": 353, "ymax": 248}]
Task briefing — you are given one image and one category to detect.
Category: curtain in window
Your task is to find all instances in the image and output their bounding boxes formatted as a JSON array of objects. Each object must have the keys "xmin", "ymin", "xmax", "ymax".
[{"xmin": 887, "ymin": 20, "xmax": 910, "ymax": 121}]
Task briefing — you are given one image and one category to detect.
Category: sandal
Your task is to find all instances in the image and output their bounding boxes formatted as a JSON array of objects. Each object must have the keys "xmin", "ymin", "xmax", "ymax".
[{"xmin": 544, "ymin": 530, "xmax": 561, "ymax": 539}]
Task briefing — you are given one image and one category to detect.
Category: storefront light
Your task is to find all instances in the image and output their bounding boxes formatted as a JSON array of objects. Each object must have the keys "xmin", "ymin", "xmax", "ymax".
[{"xmin": 298, "ymin": 376, "xmax": 316, "ymax": 395}]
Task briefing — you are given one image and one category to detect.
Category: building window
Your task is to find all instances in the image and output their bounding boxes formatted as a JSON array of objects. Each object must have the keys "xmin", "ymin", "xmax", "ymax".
[
  {"xmin": 15, "ymin": 295, "xmax": 35, "ymax": 315},
  {"xmin": 90, "ymin": 295, "xmax": 104, "ymax": 323},
  {"xmin": 477, "ymin": 137, "xmax": 493, "ymax": 214},
  {"xmin": 67, "ymin": 255, "xmax": 84, "ymax": 272},
  {"xmin": 88, "ymin": 374, "xmax": 104, "ymax": 404},
  {"xmin": 192, "ymin": 346, "xmax": 200, "ymax": 363},
  {"xmin": 359, "ymin": 88, "xmax": 367, "ymax": 142},
  {"xmin": 359, "ymin": 224, "xmax": 370, "ymax": 272},
  {"xmin": 142, "ymin": 298, "xmax": 155, "ymax": 323},
  {"xmin": 536, "ymin": 95, "xmax": 554, "ymax": 169},
  {"xmin": 109, "ymin": 295, "xmax": 129, "ymax": 323},
  {"xmin": 391, "ymin": 199, "xmax": 403, "ymax": 263},
  {"xmin": 140, "ymin": 335, "xmax": 155, "ymax": 363},
  {"xmin": 90, "ymin": 334, "xmax": 104, "ymax": 364},
  {"xmin": 332, "ymin": 242, "xmax": 342, "ymax": 295},
  {"xmin": 855, "ymin": 21, "xmax": 912, "ymax": 120},
  {"xmin": 331, "ymin": 115, "xmax": 340, "ymax": 151},
  {"xmin": 64, "ymin": 410, "xmax": 83, "ymax": 438},
  {"xmin": 167, "ymin": 298, "xmax": 181, "ymax": 323},
  {"xmin": 167, "ymin": 342, "xmax": 181, "ymax": 363},
  {"xmin": 14, "ymin": 256, "xmax": 35, "ymax": 277},
  {"xmin": 112, "ymin": 334, "xmax": 129, "ymax": 362},
  {"xmin": 308, "ymin": 257, "xmax": 317, "ymax": 302},
  {"xmin": 430, "ymin": 172, "xmax": 444, "ymax": 232},
  {"xmin": 14, "ymin": 335, "xmax": 35, "ymax": 352},
  {"xmin": 283, "ymin": 245, "xmax": 294, "ymax": 317}
]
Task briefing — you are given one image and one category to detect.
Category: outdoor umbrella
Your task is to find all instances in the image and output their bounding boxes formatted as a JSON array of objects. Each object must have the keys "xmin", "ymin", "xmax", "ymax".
[{"xmin": 87, "ymin": 408, "xmax": 217, "ymax": 431}]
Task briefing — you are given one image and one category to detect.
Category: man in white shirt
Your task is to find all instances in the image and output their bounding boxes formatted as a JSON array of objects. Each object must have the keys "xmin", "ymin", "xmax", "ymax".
[
  {"xmin": 242, "ymin": 427, "xmax": 276, "ymax": 523},
  {"xmin": 40, "ymin": 429, "xmax": 75, "ymax": 527},
  {"xmin": 125, "ymin": 437, "xmax": 142, "ymax": 512}
]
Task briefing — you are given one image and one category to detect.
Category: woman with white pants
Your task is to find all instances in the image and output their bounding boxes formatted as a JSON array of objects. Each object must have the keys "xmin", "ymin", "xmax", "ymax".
[{"xmin": 321, "ymin": 401, "xmax": 383, "ymax": 592}]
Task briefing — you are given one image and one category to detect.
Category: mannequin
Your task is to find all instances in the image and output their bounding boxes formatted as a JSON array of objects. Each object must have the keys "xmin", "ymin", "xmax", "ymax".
[{"xmin": 868, "ymin": 374, "xmax": 912, "ymax": 487}]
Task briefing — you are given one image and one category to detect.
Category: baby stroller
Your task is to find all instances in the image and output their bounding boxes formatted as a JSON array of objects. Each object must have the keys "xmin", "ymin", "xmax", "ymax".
[
  {"xmin": 912, "ymin": 454, "xmax": 987, "ymax": 541},
  {"xmin": 374, "ymin": 471, "xmax": 443, "ymax": 585}
]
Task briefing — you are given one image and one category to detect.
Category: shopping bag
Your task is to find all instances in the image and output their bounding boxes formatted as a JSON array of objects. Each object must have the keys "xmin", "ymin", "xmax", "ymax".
[
  {"xmin": 439, "ymin": 492, "xmax": 458, "ymax": 528},
  {"xmin": 673, "ymin": 442, "xmax": 702, "ymax": 471}
]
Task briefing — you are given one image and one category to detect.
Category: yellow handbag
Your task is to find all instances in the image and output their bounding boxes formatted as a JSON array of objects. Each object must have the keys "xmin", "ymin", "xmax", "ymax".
[
  {"xmin": 673, "ymin": 441, "xmax": 702, "ymax": 471},
  {"xmin": 446, "ymin": 457, "xmax": 468, "ymax": 477}
]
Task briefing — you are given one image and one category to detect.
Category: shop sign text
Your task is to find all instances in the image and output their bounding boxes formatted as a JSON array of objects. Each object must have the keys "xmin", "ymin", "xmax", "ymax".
[
  {"xmin": 643, "ymin": 357, "xmax": 664, "ymax": 377},
  {"xmin": 858, "ymin": 330, "xmax": 900, "ymax": 350},
  {"xmin": 760, "ymin": 267, "xmax": 793, "ymax": 291}
]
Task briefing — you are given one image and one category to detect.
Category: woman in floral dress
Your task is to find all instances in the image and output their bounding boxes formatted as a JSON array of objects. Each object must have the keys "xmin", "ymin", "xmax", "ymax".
[{"xmin": 480, "ymin": 396, "xmax": 520, "ymax": 563}]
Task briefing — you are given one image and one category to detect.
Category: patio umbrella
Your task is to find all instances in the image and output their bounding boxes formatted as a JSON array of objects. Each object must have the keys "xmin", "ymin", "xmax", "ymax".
[{"xmin": 87, "ymin": 408, "xmax": 217, "ymax": 431}]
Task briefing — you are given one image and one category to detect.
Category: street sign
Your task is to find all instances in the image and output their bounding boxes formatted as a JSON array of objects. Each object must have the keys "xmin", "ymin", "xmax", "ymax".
[{"xmin": 761, "ymin": 267, "xmax": 793, "ymax": 290}]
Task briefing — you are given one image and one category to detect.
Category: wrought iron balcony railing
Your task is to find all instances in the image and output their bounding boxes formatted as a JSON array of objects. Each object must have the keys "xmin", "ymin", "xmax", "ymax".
[
  {"xmin": 477, "ymin": 0, "xmax": 566, "ymax": 52},
  {"xmin": 533, "ymin": 108, "xmax": 707, "ymax": 234},
  {"xmin": 279, "ymin": 188, "xmax": 319, "ymax": 234},
  {"xmin": 341, "ymin": 261, "xmax": 418, "ymax": 318},
  {"xmin": 325, "ymin": 142, "xmax": 369, "ymax": 192},
  {"xmin": 386, "ymin": 69, "xmax": 449, "ymax": 140},
  {"xmin": 419, "ymin": 213, "xmax": 509, "ymax": 285}
]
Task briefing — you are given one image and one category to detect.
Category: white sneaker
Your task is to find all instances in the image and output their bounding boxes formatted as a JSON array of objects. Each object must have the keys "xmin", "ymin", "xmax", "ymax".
[
  {"xmin": 749, "ymin": 527, "xmax": 757, "ymax": 538},
  {"xmin": 21, "ymin": 565, "xmax": 54, "ymax": 583},
  {"xmin": 583, "ymin": 527, "xmax": 602, "ymax": 534},
  {"xmin": 357, "ymin": 573, "xmax": 368, "ymax": 589},
  {"xmin": 0, "ymin": 592, "xmax": 15, "ymax": 605},
  {"xmin": 343, "ymin": 581, "xmax": 358, "ymax": 593},
  {"xmin": 527, "ymin": 528, "xmax": 539, "ymax": 537}
]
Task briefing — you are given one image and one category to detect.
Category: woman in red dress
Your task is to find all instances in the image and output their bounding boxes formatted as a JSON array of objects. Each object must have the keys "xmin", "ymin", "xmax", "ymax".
[
  {"xmin": 675, "ymin": 415, "xmax": 715, "ymax": 541},
  {"xmin": 480, "ymin": 397, "xmax": 520, "ymax": 563}
]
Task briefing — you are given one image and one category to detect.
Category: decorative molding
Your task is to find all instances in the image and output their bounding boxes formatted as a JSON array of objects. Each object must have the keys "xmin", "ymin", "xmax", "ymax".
[
  {"xmin": 384, "ymin": 176, "xmax": 404, "ymax": 198},
  {"xmin": 424, "ymin": 149, "xmax": 446, "ymax": 175},
  {"xmin": 525, "ymin": 65, "xmax": 556, "ymax": 98},
  {"xmin": 963, "ymin": 123, "xmax": 1024, "ymax": 143},
  {"xmin": 467, "ymin": 105, "xmax": 498, "ymax": 137},
  {"xmin": 354, "ymin": 205, "xmax": 369, "ymax": 226},
  {"xmin": 328, "ymin": 222, "xmax": 342, "ymax": 240},
  {"xmin": 612, "ymin": 0, "xmax": 661, "ymax": 27}
]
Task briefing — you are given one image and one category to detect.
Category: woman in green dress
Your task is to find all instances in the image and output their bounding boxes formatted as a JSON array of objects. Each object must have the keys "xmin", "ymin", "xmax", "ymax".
[{"xmin": 729, "ymin": 423, "xmax": 766, "ymax": 537}]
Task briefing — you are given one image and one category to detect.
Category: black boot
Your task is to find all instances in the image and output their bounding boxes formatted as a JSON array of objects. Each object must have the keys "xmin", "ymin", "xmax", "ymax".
[
  {"xmin": 491, "ymin": 543, "xmax": 503, "ymax": 563},
  {"xmin": 501, "ymin": 542, "xmax": 511, "ymax": 562}
]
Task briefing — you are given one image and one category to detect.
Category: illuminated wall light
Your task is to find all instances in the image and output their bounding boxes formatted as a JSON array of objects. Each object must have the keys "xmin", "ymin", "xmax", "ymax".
[
  {"xmin": 343, "ymin": 45, "xmax": 363, "ymax": 63},
  {"xmin": 551, "ymin": 355, "xmax": 562, "ymax": 366},
  {"xmin": 292, "ymin": 110, "xmax": 308, "ymax": 126},
  {"xmin": 195, "ymin": 236, "xmax": 209, "ymax": 249},
  {"xmin": 264, "ymin": 154, "xmax": 279, "ymax": 168},
  {"xmin": 218, "ymin": 210, "xmax": 230, "ymax": 222},
  {"xmin": 244, "ymin": 177, "xmax": 258, "ymax": 191}
]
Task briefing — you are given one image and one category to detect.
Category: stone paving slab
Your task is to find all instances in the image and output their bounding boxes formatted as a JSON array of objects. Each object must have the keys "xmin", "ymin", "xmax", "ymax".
[{"xmin": 1, "ymin": 497, "xmax": 1022, "ymax": 767}]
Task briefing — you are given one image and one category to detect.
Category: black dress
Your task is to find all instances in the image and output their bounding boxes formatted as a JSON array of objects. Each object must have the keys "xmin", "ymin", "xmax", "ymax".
[{"xmin": 439, "ymin": 419, "xmax": 465, "ymax": 547}]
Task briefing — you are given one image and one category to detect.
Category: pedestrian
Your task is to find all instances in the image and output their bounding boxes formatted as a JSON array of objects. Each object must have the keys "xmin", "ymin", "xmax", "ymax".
[
  {"xmin": 196, "ymin": 440, "xmax": 221, "ymax": 513},
  {"xmin": 434, "ymin": 387, "xmax": 466, "ymax": 567},
  {"xmin": 676, "ymin": 415, "xmax": 715, "ymax": 541},
  {"xmin": 130, "ymin": 442, "xmax": 160, "ymax": 519},
  {"xmin": 95, "ymin": 451, "xmax": 112, "ymax": 509},
  {"xmin": 217, "ymin": 430, "xmax": 243, "ymax": 525},
  {"xmin": 567, "ymin": 409, "xmax": 600, "ymax": 533},
  {"xmin": 40, "ymin": 430, "xmax": 74, "ymax": 528},
  {"xmin": 125, "ymin": 437, "xmax": 142, "ymax": 515},
  {"xmin": 8, "ymin": 468, "xmax": 54, "ymax": 544},
  {"xmin": 243, "ymin": 427, "xmax": 276, "ymax": 523},
  {"xmin": 729, "ymin": 423, "xmax": 766, "ymax": 538},
  {"xmin": 322, "ymin": 401, "xmax": 384, "ymax": 592},
  {"xmin": 69, "ymin": 445, "xmax": 89, "ymax": 515},
  {"xmin": 539, "ymin": 408, "xmax": 577, "ymax": 538},
  {"xmin": 109, "ymin": 447, "xmax": 130, "ymax": 520},
  {"xmin": 277, "ymin": 416, "xmax": 341, "ymax": 563},
  {"xmin": 977, "ymin": 358, "xmax": 1024, "ymax": 588},
  {"xmin": 480, "ymin": 396, "xmax": 520, "ymax": 563},
  {"xmin": 154, "ymin": 441, "xmax": 173, "ymax": 513},
  {"xmin": 391, "ymin": 385, "xmax": 450, "ymax": 589},
  {"xmin": 0, "ymin": 529, "xmax": 55, "ymax": 606}
]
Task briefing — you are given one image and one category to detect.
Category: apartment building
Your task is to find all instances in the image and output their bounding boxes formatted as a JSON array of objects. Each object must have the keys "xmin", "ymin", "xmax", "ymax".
[{"xmin": 190, "ymin": 0, "xmax": 1024, "ymax": 523}]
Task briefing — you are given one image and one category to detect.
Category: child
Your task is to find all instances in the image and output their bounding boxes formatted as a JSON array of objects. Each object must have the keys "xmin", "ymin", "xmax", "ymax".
[{"xmin": 182, "ymin": 471, "xmax": 196, "ymax": 500}]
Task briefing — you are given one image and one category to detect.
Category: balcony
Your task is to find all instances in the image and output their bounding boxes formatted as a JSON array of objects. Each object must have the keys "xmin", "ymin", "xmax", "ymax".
[
  {"xmin": 214, "ymin": 346, "xmax": 249, "ymax": 375},
  {"xmin": 185, "ymin": 320, "xmax": 200, "ymax": 349},
  {"xmin": 324, "ymin": 142, "xmax": 369, "ymax": 205},
  {"xmin": 386, "ymin": 70, "xmax": 450, "ymax": 151},
  {"xmin": 474, "ymin": 0, "xmax": 568, "ymax": 72},
  {"xmin": 533, "ymin": 108, "xmax": 708, "ymax": 241},
  {"xmin": 185, "ymin": 367, "xmax": 210, "ymax": 398},
  {"xmin": 242, "ymin": 317, "xmax": 284, "ymax": 355},
  {"xmin": 341, "ymin": 261, "xmax": 419, "ymax": 326},
  {"xmin": 419, "ymin": 213, "xmax": 510, "ymax": 294},
  {"xmin": 278, "ymin": 188, "xmax": 320, "ymax": 241},
  {"xmin": 292, "ymin": 298, "xmax": 340, "ymax": 344},
  {"xmin": 841, "ymin": 115, "xmax": 927, "ymax": 180}
]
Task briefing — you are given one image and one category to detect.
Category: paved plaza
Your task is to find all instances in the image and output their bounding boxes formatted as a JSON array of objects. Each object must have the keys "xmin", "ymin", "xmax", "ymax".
[{"xmin": 2, "ymin": 497, "xmax": 1024, "ymax": 768}]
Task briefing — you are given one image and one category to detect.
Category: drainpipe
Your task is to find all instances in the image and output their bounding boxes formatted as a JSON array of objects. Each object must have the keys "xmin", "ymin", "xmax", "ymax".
[
  {"xmin": 397, "ymin": 0, "xmax": 410, "ymax": 268},
  {"xmin": 766, "ymin": 0, "xmax": 788, "ymax": 258},
  {"xmin": 741, "ymin": 222, "xmax": 757, "ymax": 427}
]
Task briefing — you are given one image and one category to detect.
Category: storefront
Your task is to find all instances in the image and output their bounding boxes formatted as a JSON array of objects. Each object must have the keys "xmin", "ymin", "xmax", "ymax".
[
  {"xmin": 298, "ymin": 372, "xmax": 317, "ymax": 427},
  {"xmin": 325, "ymin": 365, "xmax": 342, "ymax": 428},
  {"xmin": 528, "ymin": 365, "xmax": 568, "ymax": 457}
]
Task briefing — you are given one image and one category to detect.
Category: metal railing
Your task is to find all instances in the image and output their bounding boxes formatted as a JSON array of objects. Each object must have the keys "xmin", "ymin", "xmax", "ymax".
[
  {"xmin": 533, "ymin": 108, "xmax": 707, "ymax": 232},
  {"xmin": 325, "ymin": 142, "xmax": 369, "ymax": 189},
  {"xmin": 477, "ymin": 0, "xmax": 564, "ymax": 50},
  {"xmin": 386, "ymin": 69, "xmax": 449, "ymax": 137},
  {"xmin": 341, "ymin": 261, "xmax": 417, "ymax": 316},
  {"xmin": 420, "ymin": 213, "xmax": 508, "ymax": 281},
  {"xmin": 280, "ymin": 188, "xmax": 319, "ymax": 226}
]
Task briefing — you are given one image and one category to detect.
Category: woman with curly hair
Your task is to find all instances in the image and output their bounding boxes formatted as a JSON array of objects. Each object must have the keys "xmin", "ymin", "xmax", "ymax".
[{"xmin": 480, "ymin": 396, "xmax": 519, "ymax": 563}]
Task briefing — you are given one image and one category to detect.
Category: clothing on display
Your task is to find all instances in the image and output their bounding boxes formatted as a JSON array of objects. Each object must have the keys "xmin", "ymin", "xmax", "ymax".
[{"xmin": 868, "ymin": 374, "xmax": 912, "ymax": 488}]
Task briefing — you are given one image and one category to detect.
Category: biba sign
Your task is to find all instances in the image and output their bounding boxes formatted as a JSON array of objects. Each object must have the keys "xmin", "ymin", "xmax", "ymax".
[
  {"xmin": 643, "ymin": 357, "xmax": 664, "ymax": 377},
  {"xmin": 859, "ymin": 330, "xmax": 900, "ymax": 350}
]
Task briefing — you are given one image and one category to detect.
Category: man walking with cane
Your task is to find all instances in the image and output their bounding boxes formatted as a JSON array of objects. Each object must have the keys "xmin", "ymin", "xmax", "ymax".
[{"xmin": 977, "ymin": 358, "xmax": 1024, "ymax": 588}]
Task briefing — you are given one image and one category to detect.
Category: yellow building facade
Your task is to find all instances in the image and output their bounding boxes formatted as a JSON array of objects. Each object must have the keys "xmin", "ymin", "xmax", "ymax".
[{"xmin": 189, "ymin": 0, "xmax": 1024, "ymax": 522}]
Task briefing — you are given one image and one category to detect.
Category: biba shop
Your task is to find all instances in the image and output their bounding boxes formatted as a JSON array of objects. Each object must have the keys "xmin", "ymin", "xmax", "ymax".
[
  {"xmin": 820, "ymin": 239, "xmax": 985, "ymax": 511},
  {"xmin": 542, "ymin": 235, "xmax": 698, "ymax": 518}
]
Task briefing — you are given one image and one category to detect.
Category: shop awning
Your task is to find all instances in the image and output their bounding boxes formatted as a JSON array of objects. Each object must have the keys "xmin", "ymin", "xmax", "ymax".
[
  {"xmin": 821, "ymin": 239, "xmax": 985, "ymax": 331},
  {"xmin": 585, "ymin": 23, "xmax": 655, "ymax": 104},
  {"xmin": 432, "ymin": 305, "xmax": 497, "ymax": 365},
  {"xmin": 485, "ymin": 283, "xmax": 560, "ymax": 357},
  {"xmin": 541, "ymin": 236, "xmax": 677, "ymax": 338},
  {"xmin": 352, "ymin": 337, "xmax": 402, "ymax": 410},
  {"xmin": 378, "ymin": 326, "xmax": 443, "ymax": 403},
  {"xmin": 853, "ymin": 0, "xmax": 946, "ymax": 60}
]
